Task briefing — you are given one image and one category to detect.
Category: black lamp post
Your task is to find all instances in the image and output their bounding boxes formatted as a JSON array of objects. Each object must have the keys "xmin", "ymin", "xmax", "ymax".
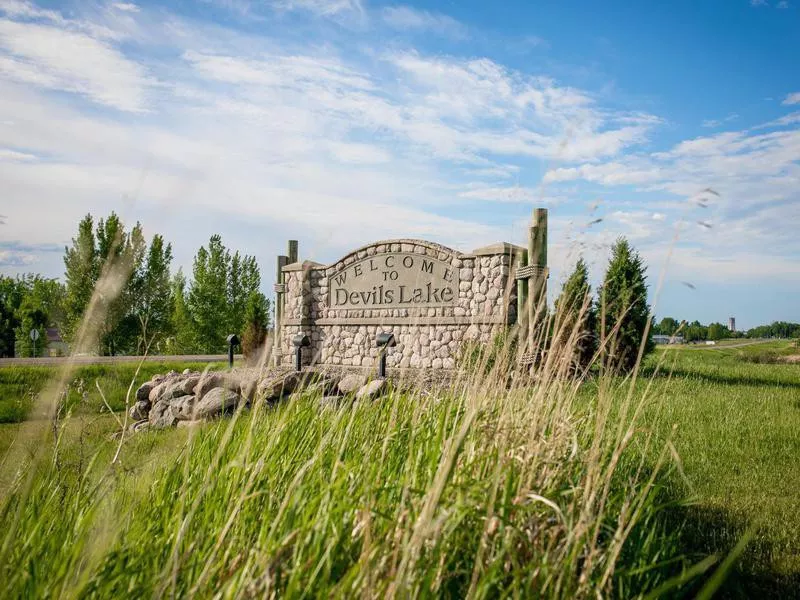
[
  {"xmin": 226, "ymin": 334, "xmax": 240, "ymax": 369},
  {"xmin": 292, "ymin": 334, "xmax": 310, "ymax": 372},
  {"xmin": 375, "ymin": 332, "xmax": 396, "ymax": 378}
]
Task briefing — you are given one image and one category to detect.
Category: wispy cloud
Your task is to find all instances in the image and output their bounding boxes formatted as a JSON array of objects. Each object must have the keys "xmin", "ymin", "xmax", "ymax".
[
  {"xmin": 271, "ymin": 0, "xmax": 364, "ymax": 17},
  {"xmin": 0, "ymin": 0, "xmax": 797, "ymax": 291},
  {"xmin": 0, "ymin": 13, "xmax": 152, "ymax": 111},
  {"xmin": 783, "ymin": 92, "xmax": 800, "ymax": 105},
  {"xmin": 112, "ymin": 2, "xmax": 139, "ymax": 12},
  {"xmin": 382, "ymin": 5, "xmax": 469, "ymax": 40},
  {"xmin": 701, "ymin": 113, "xmax": 738, "ymax": 128}
]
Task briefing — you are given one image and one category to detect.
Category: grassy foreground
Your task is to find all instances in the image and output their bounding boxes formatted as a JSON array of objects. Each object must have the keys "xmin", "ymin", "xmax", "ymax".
[{"xmin": 0, "ymin": 341, "xmax": 798, "ymax": 597}]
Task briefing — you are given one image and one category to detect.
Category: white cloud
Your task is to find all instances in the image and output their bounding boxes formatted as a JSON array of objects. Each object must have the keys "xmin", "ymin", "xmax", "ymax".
[
  {"xmin": 0, "ymin": 0, "xmax": 796, "ymax": 292},
  {"xmin": 0, "ymin": 17, "xmax": 151, "ymax": 111},
  {"xmin": 271, "ymin": 0, "xmax": 364, "ymax": 17},
  {"xmin": 382, "ymin": 5, "xmax": 468, "ymax": 39},
  {"xmin": 783, "ymin": 92, "xmax": 800, "ymax": 105},
  {"xmin": 701, "ymin": 113, "xmax": 738, "ymax": 128},
  {"xmin": 458, "ymin": 186, "xmax": 561, "ymax": 204},
  {"xmin": 750, "ymin": 0, "xmax": 768, "ymax": 6},
  {"xmin": 112, "ymin": 2, "xmax": 139, "ymax": 12},
  {"xmin": 543, "ymin": 162, "xmax": 662, "ymax": 185}
]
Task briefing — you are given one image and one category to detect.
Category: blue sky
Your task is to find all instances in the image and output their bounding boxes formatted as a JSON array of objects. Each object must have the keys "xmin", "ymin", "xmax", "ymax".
[{"xmin": 0, "ymin": 0, "xmax": 798, "ymax": 329}]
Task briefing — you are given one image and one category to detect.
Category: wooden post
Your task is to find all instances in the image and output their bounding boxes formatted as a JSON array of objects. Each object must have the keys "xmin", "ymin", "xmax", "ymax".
[
  {"xmin": 273, "ymin": 240, "xmax": 298, "ymax": 366},
  {"xmin": 516, "ymin": 248, "xmax": 529, "ymax": 330},
  {"xmin": 273, "ymin": 254, "xmax": 288, "ymax": 366},
  {"xmin": 528, "ymin": 208, "xmax": 548, "ymax": 328}
]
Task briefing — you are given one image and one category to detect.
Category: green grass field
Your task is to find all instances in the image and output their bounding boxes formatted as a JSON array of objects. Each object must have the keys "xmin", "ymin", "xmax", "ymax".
[
  {"xmin": 0, "ymin": 342, "xmax": 797, "ymax": 597},
  {"xmin": 643, "ymin": 342, "xmax": 800, "ymax": 596},
  {"xmin": 0, "ymin": 360, "xmax": 231, "ymax": 426}
]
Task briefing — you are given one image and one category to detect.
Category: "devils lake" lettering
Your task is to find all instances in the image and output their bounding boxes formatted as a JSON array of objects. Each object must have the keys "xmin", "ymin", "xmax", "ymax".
[{"xmin": 329, "ymin": 253, "xmax": 456, "ymax": 308}]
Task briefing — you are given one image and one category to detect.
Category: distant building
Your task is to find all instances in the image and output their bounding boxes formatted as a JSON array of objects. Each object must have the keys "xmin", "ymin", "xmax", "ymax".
[
  {"xmin": 46, "ymin": 328, "xmax": 69, "ymax": 357},
  {"xmin": 729, "ymin": 317, "xmax": 736, "ymax": 332},
  {"xmin": 653, "ymin": 334, "xmax": 685, "ymax": 345}
]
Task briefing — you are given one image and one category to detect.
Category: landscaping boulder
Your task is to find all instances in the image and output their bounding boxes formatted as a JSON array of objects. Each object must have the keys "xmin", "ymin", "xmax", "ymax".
[
  {"xmin": 135, "ymin": 381, "xmax": 155, "ymax": 402},
  {"xmin": 129, "ymin": 419, "xmax": 150, "ymax": 433},
  {"xmin": 338, "ymin": 374, "xmax": 367, "ymax": 395},
  {"xmin": 355, "ymin": 378, "xmax": 387, "ymax": 401},
  {"xmin": 194, "ymin": 373, "xmax": 241, "ymax": 400},
  {"xmin": 148, "ymin": 375, "xmax": 179, "ymax": 403},
  {"xmin": 238, "ymin": 375, "xmax": 261, "ymax": 402},
  {"xmin": 257, "ymin": 373, "xmax": 300, "ymax": 403},
  {"xmin": 170, "ymin": 376, "xmax": 201, "ymax": 398},
  {"xmin": 170, "ymin": 394, "xmax": 196, "ymax": 421},
  {"xmin": 129, "ymin": 400, "xmax": 151, "ymax": 421},
  {"xmin": 194, "ymin": 387, "xmax": 240, "ymax": 419},
  {"xmin": 149, "ymin": 399, "xmax": 178, "ymax": 429}
]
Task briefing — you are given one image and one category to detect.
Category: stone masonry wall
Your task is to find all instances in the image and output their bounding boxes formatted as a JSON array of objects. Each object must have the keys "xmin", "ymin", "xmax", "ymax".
[{"xmin": 278, "ymin": 239, "xmax": 524, "ymax": 369}]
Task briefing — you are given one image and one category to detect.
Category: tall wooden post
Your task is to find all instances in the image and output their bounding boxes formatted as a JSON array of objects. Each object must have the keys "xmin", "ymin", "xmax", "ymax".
[
  {"xmin": 516, "ymin": 248, "xmax": 529, "ymax": 330},
  {"xmin": 273, "ymin": 254, "xmax": 288, "ymax": 366},
  {"xmin": 514, "ymin": 208, "xmax": 548, "ymax": 365},
  {"xmin": 528, "ymin": 208, "xmax": 548, "ymax": 327},
  {"xmin": 273, "ymin": 240, "xmax": 298, "ymax": 366}
]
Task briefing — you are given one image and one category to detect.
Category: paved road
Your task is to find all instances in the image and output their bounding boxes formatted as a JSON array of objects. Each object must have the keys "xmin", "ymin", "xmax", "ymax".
[{"xmin": 0, "ymin": 354, "xmax": 242, "ymax": 367}]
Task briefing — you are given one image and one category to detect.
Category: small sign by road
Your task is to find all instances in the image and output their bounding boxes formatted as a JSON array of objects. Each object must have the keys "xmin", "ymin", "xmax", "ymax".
[{"xmin": 29, "ymin": 329, "xmax": 40, "ymax": 342}]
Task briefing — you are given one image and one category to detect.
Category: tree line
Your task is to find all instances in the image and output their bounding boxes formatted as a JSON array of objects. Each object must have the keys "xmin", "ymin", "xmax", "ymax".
[
  {"xmin": 0, "ymin": 212, "xmax": 271, "ymax": 357},
  {"xmin": 1, "ymin": 214, "xmax": 796, "ymax": 361},
  {"xmin": 651, "ymin": 317, "xmax": 800, "ymax": 341}
]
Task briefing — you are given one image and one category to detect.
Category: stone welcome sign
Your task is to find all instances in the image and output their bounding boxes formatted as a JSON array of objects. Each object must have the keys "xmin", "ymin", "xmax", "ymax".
[
  {"xmin": 275, "ymin": 239, "xmax": 527, "ymax": 369},
  {"xmin": 329, "ymin": 250, "xmax": 456, "ymax": 309}
]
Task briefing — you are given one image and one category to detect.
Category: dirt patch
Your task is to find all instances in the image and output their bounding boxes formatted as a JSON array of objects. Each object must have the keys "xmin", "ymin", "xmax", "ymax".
[{"xmin": 779, "ymin": 355, "xmax": 800, "ymax": 364}]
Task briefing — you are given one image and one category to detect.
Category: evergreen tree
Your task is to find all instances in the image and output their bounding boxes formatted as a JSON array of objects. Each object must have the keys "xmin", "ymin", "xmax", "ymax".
[
  {"xmin": 553, "ymin": 258, "xmax": 597, "ymax": 373},
  {"xmin": 597, "ymin": 238, "xmax": 654, "ymax": 373}
]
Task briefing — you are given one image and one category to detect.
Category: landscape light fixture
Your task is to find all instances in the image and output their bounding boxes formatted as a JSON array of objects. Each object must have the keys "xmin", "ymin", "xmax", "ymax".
[
  {"xmin": 292, "ymin": 334, "xmax": 311, "ymax": 372},
  {"xmin": 226, "ymin": 334, "xmax": 240, "ymax": 369},
  {"xmin": 375, "ymin": 332, "xmax": 396, "ymax": 379}
]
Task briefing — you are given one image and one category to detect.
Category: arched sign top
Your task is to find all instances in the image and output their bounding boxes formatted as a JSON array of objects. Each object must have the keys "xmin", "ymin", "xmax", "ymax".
[
  {"xmin": 326, "ymin": 239, "xmax": 462, "ymax": 310},
  {"xmin": 327, "ymin": 239, "xmax": 461, "ymax": 272}
]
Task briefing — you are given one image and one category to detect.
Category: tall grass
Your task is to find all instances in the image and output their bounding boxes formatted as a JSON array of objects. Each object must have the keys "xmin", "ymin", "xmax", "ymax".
[{"xmin": 0, "ymin": 255, "xmax": 699, "ymax": 598}]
